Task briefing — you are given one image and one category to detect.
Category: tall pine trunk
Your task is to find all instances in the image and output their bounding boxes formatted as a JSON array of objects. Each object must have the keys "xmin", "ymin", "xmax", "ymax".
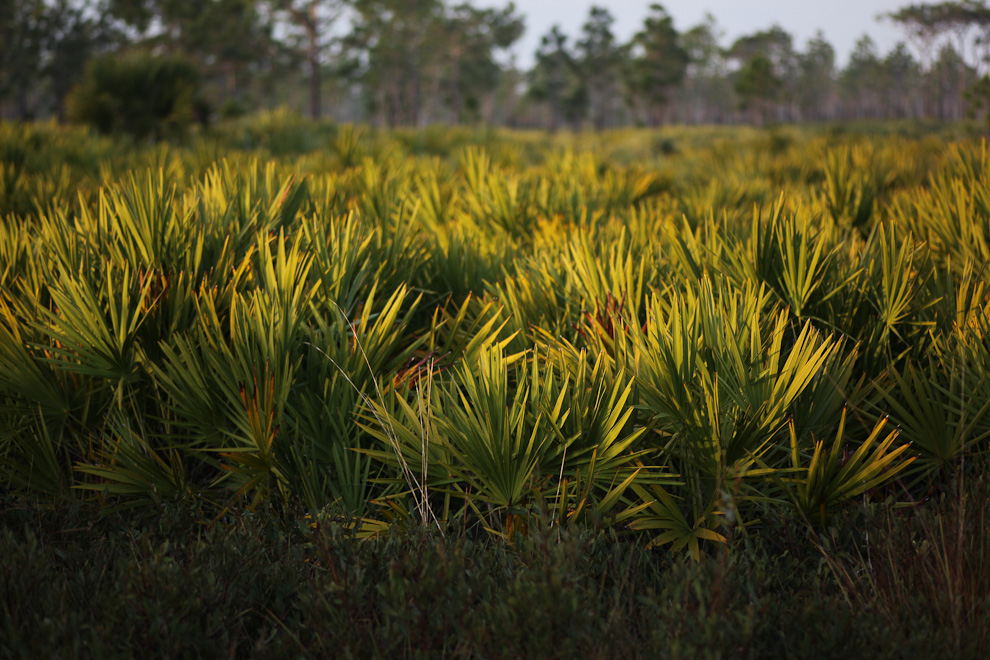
[
  {"xmin": 307, "ymin": 7, "xmax": 321, "ymax": 120},
  {"xmin": 308, "ymin": 46, "xmax": 321, "ymax": 119}
]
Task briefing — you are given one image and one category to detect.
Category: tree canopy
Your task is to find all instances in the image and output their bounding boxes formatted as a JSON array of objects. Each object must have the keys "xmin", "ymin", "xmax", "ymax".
[{"xmin": 0, "ymin": 0, "xmax": 985, "ymax": 128}]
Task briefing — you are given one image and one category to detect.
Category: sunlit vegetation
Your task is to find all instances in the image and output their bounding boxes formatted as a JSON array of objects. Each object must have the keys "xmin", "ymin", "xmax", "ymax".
[{"xmin": 2, "ymin": 118, "xmax": 990, "ymax": 656}]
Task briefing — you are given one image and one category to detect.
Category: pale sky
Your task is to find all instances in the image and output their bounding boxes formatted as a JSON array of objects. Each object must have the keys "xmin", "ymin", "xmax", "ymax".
[{"xmin": 478, "ymin": 1, "xmax": 910, "ymax": 68}]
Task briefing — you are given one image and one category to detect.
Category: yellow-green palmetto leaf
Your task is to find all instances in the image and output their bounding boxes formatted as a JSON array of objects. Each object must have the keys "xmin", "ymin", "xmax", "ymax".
[
  {"xmin": 628, "ymin": 482, "xmax": 726, "ymax": 561},
  {"xmin": 785, "ymin": 407, "xmax": 915, "ymax": 526},
  {"xmin": 74, "ymin": 418, "xmax": 194, "ymax": 507},
  {"xmin": 40, "ymin": 265, "xmax": 156, "ymax": 386}
]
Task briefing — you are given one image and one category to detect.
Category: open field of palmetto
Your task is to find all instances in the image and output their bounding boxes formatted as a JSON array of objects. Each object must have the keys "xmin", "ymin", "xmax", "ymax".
[{"xmin": 3, "ymin": 117, "xmax": 990, "ymax": 657}]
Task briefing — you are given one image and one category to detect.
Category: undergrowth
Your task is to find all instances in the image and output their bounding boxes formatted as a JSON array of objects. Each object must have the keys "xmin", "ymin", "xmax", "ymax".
[{"xmin": 5, "ymin": 484, "xmax": 987, "ymax": 659}]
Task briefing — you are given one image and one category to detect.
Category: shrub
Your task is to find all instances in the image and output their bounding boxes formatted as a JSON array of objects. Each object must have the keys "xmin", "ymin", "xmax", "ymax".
[{"xmin": 67, "ymin": 51, "xmax": 202, "ymax": 141}]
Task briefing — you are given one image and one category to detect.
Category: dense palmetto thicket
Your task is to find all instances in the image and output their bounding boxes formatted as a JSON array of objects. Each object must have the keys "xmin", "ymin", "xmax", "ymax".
[{"xmin": 1, "ymin": 119, "xmax": 988, "ymax": 562}]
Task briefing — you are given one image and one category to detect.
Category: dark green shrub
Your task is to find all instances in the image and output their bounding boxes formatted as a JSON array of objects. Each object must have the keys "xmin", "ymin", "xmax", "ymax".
[
  {"xmin": 67, "ymin": 51, "xmax": 202, "ymax": 141},
  {"xmin": 1, "ymin": 500, "xmax": 955, "ymax": 659},
  {"xmin": 219, "ymin": 98, "xmax": 248, "ymax": 120}
]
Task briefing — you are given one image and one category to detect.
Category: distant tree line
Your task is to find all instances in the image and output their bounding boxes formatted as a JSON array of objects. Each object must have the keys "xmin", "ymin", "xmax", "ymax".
[{"xmin": 2, "ymin": 0, "xmax": 990, "ymax": 129}]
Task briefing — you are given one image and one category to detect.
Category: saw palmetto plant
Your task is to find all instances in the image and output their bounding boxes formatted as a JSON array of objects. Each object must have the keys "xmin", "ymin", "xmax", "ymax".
[{"xmin": 0, "ymin": 119, "xmax": 984, "ymax": 562}]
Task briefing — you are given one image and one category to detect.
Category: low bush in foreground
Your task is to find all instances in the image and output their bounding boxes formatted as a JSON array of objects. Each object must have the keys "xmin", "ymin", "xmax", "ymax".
[{"xmin": 3, "ymin": 472, "xmax": 989, "ymax": 658}]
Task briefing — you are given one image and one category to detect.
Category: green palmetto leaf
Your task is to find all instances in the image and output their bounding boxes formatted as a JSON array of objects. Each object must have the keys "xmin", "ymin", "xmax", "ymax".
[
  {"xmin": 775, "ymin": 208, "xmax": 853, "ymax": 321},
  {"xmin": 550, "ymin": 466, "xmax": 656, "ymax": 530},
  {"xmin": 636, "ymin": 278, "xmax": 838, "ymax": 481},
  {"xmin": 427, "ymin": 293, "xmax": 518, "ymax": 368},
  {"xmin": 890, "ymin": 142, "xmax": 990, "ymax": 267},
  {"xmin": 536, "ymin": 150, "xmax": 667, "ymax": 217},
  {"xmin": 0, "ymin": 216, "xmax": 42, "ymax": 302},
  {"xmin": 1, "ymin": 411, "xmax": 73, "ymax": 498},
  {"xmin": 358, "ymin": 379, "xmax": 456, "ymax": 484},
  {"xmin": 784, "ymin": 407, "xmax": 915, "ymax": 527},
  {"xmin": 495, "ymin": 275, "xmax": 570, "ymax": 350},
  {"xmin": 789, "ymin": 340, "xmax": 862, "ymax": 444},
  {"xmin": 0, "ymin": 299, "xmax": 79, "ymax": 421},
  {"xmin": 41, "ymin": 265, "xmax": 155, "ymax": 381},
  {"xmin": 536, "ymin": 348, "xmax": 659, "ymax": 483},
  {"xmin": 360, "ymin": 343, "xmax": 666, "ymax": 535},
  {"xmin": 290, "ymin": 281, "xmax": 427, "ymax": 512},
  {"xmin": 299, "ymin": 210, "xmax": 377, "ymax": 317},
  {"xmin": 460, "ymin": 147, "xmax": 536, "ymax": 240},
  {"xmin": 287, "ymin": 279, "xmax": 427, "ymax": 516},
  {"xmin": 858, "ymin": 224, "xmax": 937, "ymax": 366},
  {"xmin": 354, "ymin": 156, "xmax": 409, "ymax": 224},
  {"xmin": 722, "ymin": 197, "xmax": 845, "ymax": 321},
  {"xmin": 35, "ymin": 262, "xmax": 160, "ymax": 418},
  {"xmin": 874, "ymin": 358, "xmax": 990, "ymax": 474},
  {"xmin": 563, "ymin": 230, "xmax": 650, "ymax": 324},
  {"xmin": 150, "ymin": 230, "xmax": 326, "ymax": 505},
  {"xmin": 195, "ymin": 159, "xmax": 309, "ymax": 253},
  {"xmin": 74, "ymin": 415, "xmax": 195, "ymax": 508},
  {"xmin": 627, "ymin": 482, "xmax": 726, "ymax": 561},
  {"xmin": 413, "ymin": 164, "xmax": 459, "ymax": 230},
  {"xmin": 97, "ymin": 170, "xmax": 192, "ymax": 271},
  {"xmin": 286, "ymin": 388, "xmax": 377, "ymax": 516},
  {"xmin": 435, "ymin": 347, "xmax": 550, "ymax": 509},
  {"xmin": 820, "ymin": 145, "xmax": 883, "ymax": 232}
]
